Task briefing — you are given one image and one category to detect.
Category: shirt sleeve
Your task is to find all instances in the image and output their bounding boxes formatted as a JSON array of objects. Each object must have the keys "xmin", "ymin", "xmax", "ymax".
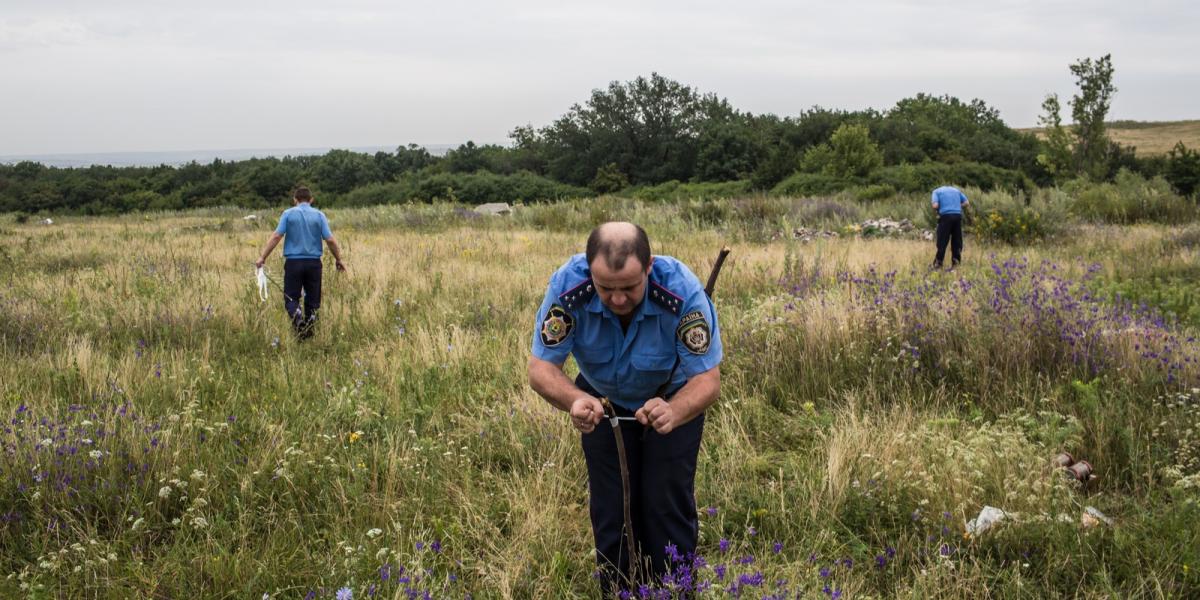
[
  {"xmin": 320, "ymin": 213, "xmax": 333, "ymax": 239},
  {"xmin": 959, "ymin": 190, "xmax": 968, "ymax": 204},
  {"xmin": 274, "ymin": 211, "xmax": 289, "ymax": 235},
  {"xmin": 675, "ymin": 288, "xmax": 723, "ymax": 377},
  {"xmin": 930, "ymin": 191, "xmax": 938, "ymax": 207},
  {"xmin": 530, "ymin": 270, "xmax": 575, "ymax": 365}
]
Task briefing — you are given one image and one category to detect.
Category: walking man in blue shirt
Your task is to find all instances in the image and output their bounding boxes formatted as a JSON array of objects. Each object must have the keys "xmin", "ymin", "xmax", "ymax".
[
  {"xmin": 255, "ymin": 186, "xmax": 346, "ymax": 339},
  {"xmin": 931, "ymin": 185, "xmax": 969, "ymax": 270},
  {"xmin": 528, "ymin": 222, "xmax": 722, "ymax": 593}
]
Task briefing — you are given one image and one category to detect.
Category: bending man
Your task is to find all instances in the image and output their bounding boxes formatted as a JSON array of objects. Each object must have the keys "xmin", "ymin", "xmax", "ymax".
[{"xmin": 527, "ymin": 222, "xmax": 722, "ymax": 592}]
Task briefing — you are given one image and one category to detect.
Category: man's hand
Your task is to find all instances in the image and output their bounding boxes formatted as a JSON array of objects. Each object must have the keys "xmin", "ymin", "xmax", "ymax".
[
  {"xmin": 636, "ymin": 397, "xmax": 682, "ymax": 434},
  {"xmin": 255, "ymin": 258, "xmax": 265, "ymax": 269},
  {"xmin": 569, "ymin": 396, "xmax": 605, "ymax": 433},
  {"xmin": 335, "ymin": 259, "xmax": 347, "ymax": 272}
]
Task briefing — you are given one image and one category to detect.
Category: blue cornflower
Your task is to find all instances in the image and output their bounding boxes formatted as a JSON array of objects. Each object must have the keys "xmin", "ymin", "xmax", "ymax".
[
  {"xmin": 665, "ymin": 543, "xmax": 682, "ymax": 563},
  {"xmin": 772, "ymin": 541, "xmax": 783, "ymax": 554},
  {"xmin": 819, "ymin": 567, "xmax": 831, "ymax": 579},
  {"xmin": 336, "ymin": 587, "xmax": 352, "ymax": 600},
  {"xmin": 705, "ymin": 506, "xmax": 718, "ymax": 516},
  {"xmin": 431, "ymin": 539, "xmax": 442, "ymax": 553},
  {"xmin": 719, "ymin": 538, "xmax": 730, "ymax": 553}
]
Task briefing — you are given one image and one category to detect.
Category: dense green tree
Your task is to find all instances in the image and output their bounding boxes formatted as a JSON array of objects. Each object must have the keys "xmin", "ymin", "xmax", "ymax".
[
  {"xmin": 1069, "ymin": 54, "xmax": 1117, "ymax": 179},
  {"xmin": 233, "ymin": 159, "xmax": 301, "ymax": 202},
  {"xmin": 1036, "ymin": 94, "xmax": 1075, "ymax": 181},
  {"xmin": 801, "ymin": 123, "xmax": 882, "ymax": 179},
  {"xmin": 1165, "ymin": 142, "xmax": 1200, "ymax": 197},
  {"xmin": 311, "ymin": 149, "xmax": 380, "ymax": 194},
  {"xmin": 533, "ymin": 73, "xmax": 734, "ymax": 186}
]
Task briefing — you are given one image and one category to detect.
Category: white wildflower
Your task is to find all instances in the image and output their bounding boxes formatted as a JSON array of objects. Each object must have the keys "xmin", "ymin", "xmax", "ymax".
[
  {"xmin": 158, "ymin": 486, "xmax": 172, "ymax": 499},
  {"xmin": 366, "ymin": 528, "xmax": 383, "ymax": 539}
]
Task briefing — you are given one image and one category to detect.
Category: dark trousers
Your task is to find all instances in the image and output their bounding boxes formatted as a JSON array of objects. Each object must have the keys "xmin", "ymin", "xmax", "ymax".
[
  {"xmin": 934, "ymin": 213, "xmax": 963, "ymax": 267},
  {"xmin": 576, "ymin": 375, "xmax": 704, "ymax": 594},
  {"xmin": 283, "ymin": 258, "xmax": 322, "ymax": 337}
]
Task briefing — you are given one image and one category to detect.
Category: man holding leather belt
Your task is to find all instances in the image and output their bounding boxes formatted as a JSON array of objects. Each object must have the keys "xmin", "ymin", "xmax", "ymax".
[{"xmin": 527, "ymin": 221, "xmax": 723, "ymax": 592}]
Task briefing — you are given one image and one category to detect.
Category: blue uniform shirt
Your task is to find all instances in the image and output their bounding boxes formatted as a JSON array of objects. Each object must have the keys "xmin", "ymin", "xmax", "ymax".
[
  {"xmin": 531, "ymin": 254, "xmax": 723, "ymax": 411},
  {"xmin": 275, "ymin": 202, "xmax": 333, "ymax": 259},
  {"xmin": 932, "ymin": 186, "xmax": 967, "ymax": 215}
]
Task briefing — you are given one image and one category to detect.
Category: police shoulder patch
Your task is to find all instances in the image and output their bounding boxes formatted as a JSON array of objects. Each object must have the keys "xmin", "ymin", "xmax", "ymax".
[
  {"xmin": 540, "ymin": 304, "xmax": 574, "ymax": 347},
  {"xmin": 676, "ymin": 310, "xmax": 710, "ymax": 355}
]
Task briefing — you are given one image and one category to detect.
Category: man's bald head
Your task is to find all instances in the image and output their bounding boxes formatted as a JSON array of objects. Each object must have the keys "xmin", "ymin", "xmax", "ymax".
[{"xmin": 586, "ymin": 222, "xmax": 651, "ymax": 272}]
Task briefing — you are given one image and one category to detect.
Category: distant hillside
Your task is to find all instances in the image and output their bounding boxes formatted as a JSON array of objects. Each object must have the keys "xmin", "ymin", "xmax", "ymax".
[
  {"xmin": 1023, "ymin": 120, "xmax": 1200, "ymax": 156},
  {"xmin": 1106, "ymin": 120, "xmax": 1200, "ymax": 155}
]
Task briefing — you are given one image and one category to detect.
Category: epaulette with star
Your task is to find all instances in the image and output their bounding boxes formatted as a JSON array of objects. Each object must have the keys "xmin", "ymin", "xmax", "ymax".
[
  {"xmin": 649, "ymin": 281, "xmax": 682, "ymax": 315},
  {"xmin": 558, "ymin": 278, "xmax": 595, "ymax": 310}
]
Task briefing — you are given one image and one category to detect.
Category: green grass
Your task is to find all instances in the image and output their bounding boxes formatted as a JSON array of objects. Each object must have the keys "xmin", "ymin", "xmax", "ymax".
[{"xmin": 0, "ymin": 197, "xmax": 1198, "ymax": 598}]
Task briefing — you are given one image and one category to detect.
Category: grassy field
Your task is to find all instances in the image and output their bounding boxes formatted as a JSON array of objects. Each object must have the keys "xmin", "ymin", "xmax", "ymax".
[
  {"xmin": 1, "ymin": 197, "xmax": 1199, "ymax": 599},
  {"xmin": 1024, "ymin": 120, "xmax": 1200, "ymax": 155}
]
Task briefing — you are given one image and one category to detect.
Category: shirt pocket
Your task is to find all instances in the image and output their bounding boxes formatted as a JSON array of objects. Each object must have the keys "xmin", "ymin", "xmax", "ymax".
[
  {"xmin": 572, "ymin": 346, "xmax": 613, "ymax": 371},
  {"xmin": 630, "ymin": 351, "xmax": 675, "ymax": 379}
]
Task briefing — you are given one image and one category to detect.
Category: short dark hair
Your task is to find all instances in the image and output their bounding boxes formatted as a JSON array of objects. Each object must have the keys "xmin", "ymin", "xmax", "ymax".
[
  {"xmin": 586, "ymin": 223, "xmax": 651, "ymax": 271},
  {"xmin": 293, "ymin": 186, "xmax": 313, "ymax": 201}
]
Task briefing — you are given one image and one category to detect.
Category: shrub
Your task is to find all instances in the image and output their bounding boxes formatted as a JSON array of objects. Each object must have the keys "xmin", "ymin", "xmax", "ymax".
[
  {"xmin": 969, "ymin": 189, "xmax": 1061, "ymax": 244},
  {"xmin": 770, "ymin": 172, "xmax": 854, "ymax": 196},
  {"xmin": 788, "ymin": 198, "xmax": 863, "ymax": 227},
  {"xmin": 589, "ymin": 163, "xmax": 629, "ymax": 194},
  {"xmin": 871, "ymin": 162, "xmax": 1028, "ymax": 194},
  {"xmin": 1066, "ymin": 169, "xmax": 1196, "ymax": 224},
  {"xmin": 680, "ymin": 198, "xmax": 732, "ymax": 226},
  {"xmin": 630, "ymin": 180, "xmax": 751, "ymax": 202},
  {"xmin": 851, "ymin": 183, "xmax": 898, "ymax": 201}
]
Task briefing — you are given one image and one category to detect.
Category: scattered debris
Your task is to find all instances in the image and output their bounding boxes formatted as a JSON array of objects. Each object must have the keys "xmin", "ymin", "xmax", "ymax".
[
  {"xmin": 473, "ymin": 202, "xmax": 512, "ymax": 216},
  {"xmin": 860, "ymin": 217, "xmax": 915, "ymax": 234},
  {"xmin": 790, "ymin": 227, "xmax": 840, "ymax": 242},
  {"xmin": 966, "ymin": 506, "xmax": 1009, "ymax": 537},
  {"xmin": 1081, "ymin": 506, "xmax": 1114, "ymax": 529},
  {"xmin": 777, "ymin": 218, "xmax": 933, "ymax": 242},
  {"xmin": 1067, "ymin": 460, "xmax": 1094, "ymax": 483},
  {"xmin": 1052, "ymin": 452, "xmax": 1075, "ymax": 468},
  {"xmin": 41, "ymin": 218, "xmax": 54, "ymax": 225},
  {"xmin": 1052, "ymin": 452, "xmax": 1094, "ymax": 483},
  {"xmin": 243, "ymin": 214, "xmax": 258, "ymax": 221}
]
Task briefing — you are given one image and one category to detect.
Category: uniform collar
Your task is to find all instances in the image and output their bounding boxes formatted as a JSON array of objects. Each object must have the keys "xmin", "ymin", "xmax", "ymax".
[{"xmin": 584, "ymin": 276, "xmax": 661, "ymax": 318}]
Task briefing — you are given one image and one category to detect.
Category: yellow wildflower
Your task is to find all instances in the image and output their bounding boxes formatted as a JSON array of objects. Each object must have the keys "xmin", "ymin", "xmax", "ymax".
[{"xmin": 349, "ymin": 431, "xmax": 362, "ymax": 443}]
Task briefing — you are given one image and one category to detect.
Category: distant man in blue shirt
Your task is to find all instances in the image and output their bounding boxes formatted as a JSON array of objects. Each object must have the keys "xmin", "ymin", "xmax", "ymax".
[
  {"xmin": 255, "ymin": 186, "xmax": 346, "ymax": 339},
  {"xmin": 528, "ymin": 222, "xmax": 722, "ymax": 592},
  {"xmin": 931, "ymin": 185, "xmax": 969, "ymax": 270}
]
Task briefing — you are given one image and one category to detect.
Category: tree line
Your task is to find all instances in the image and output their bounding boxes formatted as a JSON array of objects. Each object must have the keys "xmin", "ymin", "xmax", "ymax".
[{"xmin": 2, "ymin": 55, "xmax": 1197, "ymax": 215}]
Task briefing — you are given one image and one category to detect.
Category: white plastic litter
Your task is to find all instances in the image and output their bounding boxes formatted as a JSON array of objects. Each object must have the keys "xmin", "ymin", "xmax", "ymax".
[
  {"xmin": 966, "ymin": 506, "xmax": 1008, "ymax": 536},
  {"xmin": 243, "ymin": 214, "xmax": 258, "ymax": 221},
  {"xmin": 256, "ymin": 267, "xmax": 269, "ymax": 302},
  {"xmin": 1081, "ymin": 506, "xmax": 1114, "ymax": 528}
]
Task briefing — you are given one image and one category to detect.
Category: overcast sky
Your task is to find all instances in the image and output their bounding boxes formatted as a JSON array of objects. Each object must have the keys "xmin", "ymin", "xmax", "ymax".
[{"xmin": 1, "ymin": 0, "xmax": 1197, "ymax": 155}]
